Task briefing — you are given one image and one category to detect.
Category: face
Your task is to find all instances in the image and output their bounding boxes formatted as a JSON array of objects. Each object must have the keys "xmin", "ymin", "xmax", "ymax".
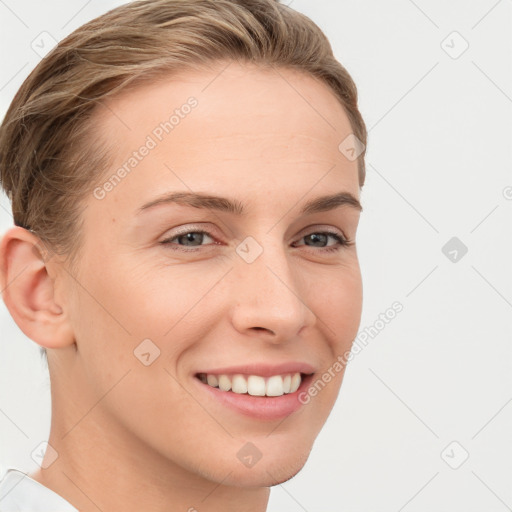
[{"xmin": 53, "ymin": 61, "xmax": 363, "ymax": 487}]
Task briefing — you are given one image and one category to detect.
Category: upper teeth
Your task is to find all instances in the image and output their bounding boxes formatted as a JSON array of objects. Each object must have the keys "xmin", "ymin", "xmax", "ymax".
[{"xmin": 200, "ymin": 373, "xmax": 302, "ymax": 397}]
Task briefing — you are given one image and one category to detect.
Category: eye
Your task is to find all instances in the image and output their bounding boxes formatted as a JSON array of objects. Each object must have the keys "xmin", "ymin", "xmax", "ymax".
[
  {"xmin": 293, "ymin": 230, "xmax": 352, "ymax": 253},
  {"xmin": 160, "ymin": 229, "xmax": 216, "ymax": 251},
  {"xmin": 160, "ymin": 227, "xmax": 352, "ymax": 253}
]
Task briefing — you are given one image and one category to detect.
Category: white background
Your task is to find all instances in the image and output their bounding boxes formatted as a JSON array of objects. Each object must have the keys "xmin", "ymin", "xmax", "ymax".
[{"xmin": 0, "ymin": 1, "xmax": 511, "ymax": 510}]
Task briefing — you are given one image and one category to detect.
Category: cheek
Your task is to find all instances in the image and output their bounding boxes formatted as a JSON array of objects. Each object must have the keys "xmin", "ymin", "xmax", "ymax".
[
  {"xmin": 312, "ymin": 262, "xmax": 363, "ymax": 348},
  {"xmin": 73, "ymin": 256, "xmax": 201, "ymax": 338},
  {"xmin": 68, "ymin": 258, "xmax": 230, "ymax": 390}
]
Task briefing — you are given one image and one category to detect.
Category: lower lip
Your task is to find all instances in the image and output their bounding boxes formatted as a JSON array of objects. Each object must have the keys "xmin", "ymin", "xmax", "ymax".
[{"xmin": 194, "ymin": 374, "xmax": 314, "ymax": 421}]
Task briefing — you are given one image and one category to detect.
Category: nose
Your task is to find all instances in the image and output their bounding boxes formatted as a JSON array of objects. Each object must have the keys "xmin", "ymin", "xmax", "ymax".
[{"xmin": 229, "ymin": 238, "xmax": 316, "ymax": 344}]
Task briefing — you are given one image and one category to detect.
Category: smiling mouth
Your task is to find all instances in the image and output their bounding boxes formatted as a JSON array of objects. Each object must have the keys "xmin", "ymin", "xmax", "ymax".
[{"xmin": 195, "ymin": 372, "xmax": 311, "ymax": 397}]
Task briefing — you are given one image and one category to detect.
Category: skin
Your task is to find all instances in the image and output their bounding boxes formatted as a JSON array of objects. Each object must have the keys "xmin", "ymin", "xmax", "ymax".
[{"xmin": 0, "ymin": 61, "xmax": 363, "ymax": 511}]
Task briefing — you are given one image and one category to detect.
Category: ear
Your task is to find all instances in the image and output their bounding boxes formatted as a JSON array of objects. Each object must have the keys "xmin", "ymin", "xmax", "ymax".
[{"xmin": 0, "ymin": 226, "xmax": 75, "ymax": 349}]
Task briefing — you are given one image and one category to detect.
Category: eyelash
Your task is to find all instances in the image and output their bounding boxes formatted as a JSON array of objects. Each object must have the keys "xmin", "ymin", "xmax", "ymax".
[{"xmin": 160, "ymin": 229, "xmax": 353, "ymax": 254}]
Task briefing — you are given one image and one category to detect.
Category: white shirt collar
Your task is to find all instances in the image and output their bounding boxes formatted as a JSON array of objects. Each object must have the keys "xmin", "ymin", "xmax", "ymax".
[{"xmin": 0, "ymin": 467, "xmax": 78, "ymax": 511}]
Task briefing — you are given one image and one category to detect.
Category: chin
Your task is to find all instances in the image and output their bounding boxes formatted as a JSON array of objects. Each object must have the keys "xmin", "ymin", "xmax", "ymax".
[{"xmin": 211, "ymin": 444, "xmax": 313, "ymax": 488}]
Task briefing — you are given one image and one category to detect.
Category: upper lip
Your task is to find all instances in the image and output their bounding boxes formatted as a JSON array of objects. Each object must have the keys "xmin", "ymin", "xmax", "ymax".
[{"xmin": 195, "ymin": 362, "xmax": 316, "ymax": 377}]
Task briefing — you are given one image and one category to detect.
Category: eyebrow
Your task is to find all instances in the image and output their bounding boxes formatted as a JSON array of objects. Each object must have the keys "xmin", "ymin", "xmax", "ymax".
[{"xmin": 137, "ymin": 190, "xmax": 362, "ymax": 216}]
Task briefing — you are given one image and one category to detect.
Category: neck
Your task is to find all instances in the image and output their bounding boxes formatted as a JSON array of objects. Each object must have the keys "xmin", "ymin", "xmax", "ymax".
[
  {"xmin": 29, "ymin": 361, "xmax": 270, "ymax": 512},
  {"xmin": 29, "ymin": 417, "xmax": 270, "ymax": 512}
]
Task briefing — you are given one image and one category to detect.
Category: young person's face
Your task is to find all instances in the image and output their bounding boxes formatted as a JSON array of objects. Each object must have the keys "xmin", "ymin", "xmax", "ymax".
[{"xmin": 51, "ymin": 62, "xmax": 363, "ymax": 486}]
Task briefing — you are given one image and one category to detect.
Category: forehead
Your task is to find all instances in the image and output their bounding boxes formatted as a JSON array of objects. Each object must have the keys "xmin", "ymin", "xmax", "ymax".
[
  {"xmin": 87, "ymin": 62, "xmax": 359, "ymax": 216},
  {"xmin": 96, "ymin": 62, "xmax": 353, "ymax": 154}
]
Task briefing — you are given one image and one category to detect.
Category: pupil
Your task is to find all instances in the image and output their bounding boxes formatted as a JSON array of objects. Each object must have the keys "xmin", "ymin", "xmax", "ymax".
[
  {"xmin": 181, "ymin": 232, "xmax": 202, "ymax": 246},
  {"xmin": 308, "ymin": 233, "xmax": 326, "ymax": 247}
]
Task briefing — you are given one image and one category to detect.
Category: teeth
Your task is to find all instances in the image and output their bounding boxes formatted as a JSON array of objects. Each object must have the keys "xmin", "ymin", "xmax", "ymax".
[
  {"xmin": 290, "ymin": 373, "xmax": 301, "ymax": 393},
  {"xmin": 283, "ymin": 374, "xmax": 291, "ymax": 393},
  {"xmin": 232, "ymin": 374, "xmax": 248, "ymax": 394},
  {"xmin": 266, "ymin": 375, "xmax": 284, "ymax": 396},
  {"xmin": 247, "ymin": 375, "xmax": 266, "ymax": 396},
  {"xmin": 200, "ymin": 372, "xmax": 304, "ymax": 397},
  {"xmin": 218, "ymin": 374, "xmax": 231, "ymax": 392},
  {"xmin": 207, "ymin": 374, "xmax": 218, "ymax": 387}
]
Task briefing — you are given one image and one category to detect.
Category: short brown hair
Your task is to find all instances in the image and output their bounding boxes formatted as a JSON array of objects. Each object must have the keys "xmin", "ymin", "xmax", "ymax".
[{"xmin": 0, "ymin": 0, "xmax": 367, "ymax": 271}]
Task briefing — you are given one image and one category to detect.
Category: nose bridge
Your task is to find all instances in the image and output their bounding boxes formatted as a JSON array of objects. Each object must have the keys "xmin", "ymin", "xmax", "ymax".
[{"xmin": 230, "ymin": 234, "xmax": 314, "ymax": 339}]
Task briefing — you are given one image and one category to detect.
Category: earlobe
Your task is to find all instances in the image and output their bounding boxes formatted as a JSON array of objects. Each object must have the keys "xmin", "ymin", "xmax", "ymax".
[{"xmin": 0, "ymin": 226, "xmax": 75, "ymax": 349}]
